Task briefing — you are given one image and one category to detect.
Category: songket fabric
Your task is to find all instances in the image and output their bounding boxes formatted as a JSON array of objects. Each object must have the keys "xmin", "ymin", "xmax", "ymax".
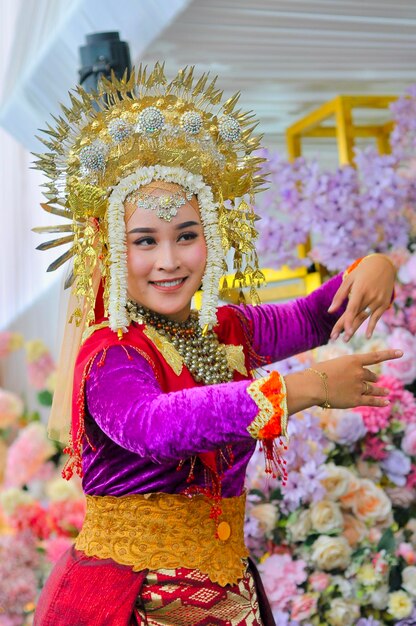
[{"xmin": 35, "ymin": 275, "xmax": 345, "ymax": 625}]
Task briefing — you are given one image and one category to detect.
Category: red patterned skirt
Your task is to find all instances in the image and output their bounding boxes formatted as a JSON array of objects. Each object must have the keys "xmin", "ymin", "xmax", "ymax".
[{"xmin": 34, "ymin": 548, "xmax": 274, "ymax": 625}]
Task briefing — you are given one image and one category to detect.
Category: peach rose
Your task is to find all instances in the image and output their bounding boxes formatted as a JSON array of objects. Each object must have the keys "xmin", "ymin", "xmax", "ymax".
[
  {"xmin": 311, "ymin": 535, "xmax": 352, "ymax": 571},
  {"xmin": 349, "ymin": 479, "xmax": 392, "ymax": 523},
  {"xmin": 342, "ymin": 512, "xmax": 367, "ymax": 547},
  {"xmin": 0, "ymin": 389, "xmax": 24, "ymax": 429},
  {"xmin": 250, "ymin": 503, "xmax": 277, "ymax": 534},
  {"xmin": 321, "ymin": 464, "xmax": 354, "ymax": 501},
  {"xmin": 310, "ymin": 500, "xmax": 343, "ymax": 534},
  {"xmin": 339, "ymin": 474, "xmax": 362, "ymax": 509},
  {"xmin": 287, "ymin": 509, "xmax": 312, "ymax": 542}
]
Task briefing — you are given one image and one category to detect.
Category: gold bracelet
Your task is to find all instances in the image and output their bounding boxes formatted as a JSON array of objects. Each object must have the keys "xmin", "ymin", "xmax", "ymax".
[{"xmin": 306, "ymin": 368, "xmax": 331, "ymax": 409}]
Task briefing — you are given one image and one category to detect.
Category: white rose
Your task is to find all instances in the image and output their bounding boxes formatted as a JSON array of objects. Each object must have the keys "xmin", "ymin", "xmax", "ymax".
[
  {"xmin": 370, "ymin": 584, "xmax": 389, "ymax": 610},
  {"xmin": 0, "ymin": 487, "xmax": 34, "ymax": 515},
  {"xmin": 249, "ymin": 503, "xmax": 277, "ymax": 534},
  {"xmin": 402, "ymin": 566, "xmax": 416, "ymax": 597},
  {"xmin": 46, "ymin": 476, "xmax": 83, "ymax": 501},
  {"xmin": 310, "ymin": 500, "xmax": 344, "ymax": 534},
  {"xmin": 320, "ymin": 464, "xmax": 354, "ymax": 501},
  {"xmin": 325, "ymin": 598, "xmax": 360, "ymax": 626},
  {"xmin": 311, "ymin": 535, "xmax": 352, "ymax": 571},
  {"xmin": 287, "ymin": 509, "xmax": 312, "ymax": 542}
]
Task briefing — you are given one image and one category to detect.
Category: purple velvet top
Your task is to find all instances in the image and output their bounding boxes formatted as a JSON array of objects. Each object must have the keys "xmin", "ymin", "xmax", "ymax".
[{"xmin": 82, "ymin": 274, "xmax": 344, "ymax": 497}]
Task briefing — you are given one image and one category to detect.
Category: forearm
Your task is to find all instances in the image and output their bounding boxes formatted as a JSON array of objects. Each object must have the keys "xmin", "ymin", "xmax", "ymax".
[
  {"xmin": 284, "ymin": 370, "xmax": 323, "ymax": 414},
  {"xmin": 86, "ymin": 346, "xmax": 260, "ymax": 463},
  {"xmin": 233, "ymin": 273, "xmax": 346, "ymax": 361}
]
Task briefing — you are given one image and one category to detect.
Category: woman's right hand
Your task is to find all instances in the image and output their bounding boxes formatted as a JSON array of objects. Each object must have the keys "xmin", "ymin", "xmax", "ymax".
[{"xmin": 284, "ymin": 349, "xmax": 403, "ymax": 415}]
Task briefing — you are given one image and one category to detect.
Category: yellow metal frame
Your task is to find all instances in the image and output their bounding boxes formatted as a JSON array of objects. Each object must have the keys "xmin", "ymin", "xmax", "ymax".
[{"xmin": 286, "ymin": 95, "xmax": 396, "ymax": 165}]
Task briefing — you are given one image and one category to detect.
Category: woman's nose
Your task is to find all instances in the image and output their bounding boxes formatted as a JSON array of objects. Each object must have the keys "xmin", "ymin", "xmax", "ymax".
[{"xmin": 157, "ymin": 243, "xmax": 180, "ymax": 271}]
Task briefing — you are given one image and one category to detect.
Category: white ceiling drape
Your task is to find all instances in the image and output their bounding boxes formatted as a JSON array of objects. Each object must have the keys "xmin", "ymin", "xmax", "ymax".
[{"xmin": 0, "ymin": 0, "xmax": 191, "ymax": 330}]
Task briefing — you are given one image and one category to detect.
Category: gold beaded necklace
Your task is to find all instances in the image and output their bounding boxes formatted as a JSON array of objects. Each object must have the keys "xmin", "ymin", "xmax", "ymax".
[{"xmin": 126, "ymin": 300, "xmax": 233, "ymax": 385}]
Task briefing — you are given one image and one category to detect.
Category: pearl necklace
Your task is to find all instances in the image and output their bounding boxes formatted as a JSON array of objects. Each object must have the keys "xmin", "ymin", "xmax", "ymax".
[{"xmin": 126, "ymin": 300, "xmax": 234, "ymax": 385}]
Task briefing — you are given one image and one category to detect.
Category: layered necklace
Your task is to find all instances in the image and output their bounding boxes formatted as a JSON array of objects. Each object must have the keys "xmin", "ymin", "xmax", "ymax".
[{"xmin": 126, "ymin": 300, "xmax": 234, "ymax": 385}]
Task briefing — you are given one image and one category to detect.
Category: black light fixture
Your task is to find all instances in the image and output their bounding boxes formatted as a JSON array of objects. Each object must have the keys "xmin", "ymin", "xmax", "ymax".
[{"xmin": 79, "ymin": 32, "xmax": 131, "ymax": 93}]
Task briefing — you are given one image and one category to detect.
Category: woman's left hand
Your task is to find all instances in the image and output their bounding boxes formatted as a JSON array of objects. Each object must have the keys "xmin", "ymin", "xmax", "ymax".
[{"xmin": 328, "ymin": 254, "xmax": 396, "ymax": 342}]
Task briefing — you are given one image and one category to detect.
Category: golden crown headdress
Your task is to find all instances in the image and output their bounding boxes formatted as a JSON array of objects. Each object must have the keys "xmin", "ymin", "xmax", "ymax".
[{"xmin": 33, "ymin": 63, "xmax": 267, "ymax": 334}]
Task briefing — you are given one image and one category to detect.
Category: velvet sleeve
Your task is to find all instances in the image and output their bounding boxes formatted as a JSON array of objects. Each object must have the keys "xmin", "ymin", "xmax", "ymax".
[
  {"xmin": 232, "ymin": 273, "xmax": 346, "ymax": 361},
  {"xmin": 86, "ymin": 345, "xmax": 261, "ymax": 463}
]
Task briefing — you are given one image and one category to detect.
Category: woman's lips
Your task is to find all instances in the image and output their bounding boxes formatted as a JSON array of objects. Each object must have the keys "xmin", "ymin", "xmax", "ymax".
[{"xmin": 149, "ymin": 277, "xmax": 187, "ymax": 292}]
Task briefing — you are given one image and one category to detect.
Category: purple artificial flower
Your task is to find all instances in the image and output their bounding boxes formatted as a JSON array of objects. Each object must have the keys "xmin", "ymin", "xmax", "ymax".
[
  {"xmin": 381, "ymin": 449, "xmax": 412, "ymax": 486},
  {"xmin": 356, "ymin": 618, "xmax": 382, "ymax": 626}
]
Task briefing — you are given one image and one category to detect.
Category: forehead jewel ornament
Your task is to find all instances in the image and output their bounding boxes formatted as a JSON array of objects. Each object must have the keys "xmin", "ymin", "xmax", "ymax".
[
  {"xmin": 130, "ymin": 187, "xmax": 194, "ymax": 222},
  {"xmin": 33, "ymin": 63, "xmax": 268, "ymax": 335}
]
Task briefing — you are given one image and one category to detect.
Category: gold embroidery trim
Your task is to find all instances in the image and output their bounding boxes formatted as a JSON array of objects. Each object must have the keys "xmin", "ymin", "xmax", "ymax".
[
  {"xmin": 225, "ymin": 344, "xmax": 248, "ymax": 376},
  {"xmin": 143, "ymin": 326, "xmax": 184, "ymax": 375},
  {"xmin": 246, "ymin": 372, "xmax": 288, "ymax": 439},
  {"xmin": 75, "ymin": 492, "xmax": 249, "ymax": 587}
]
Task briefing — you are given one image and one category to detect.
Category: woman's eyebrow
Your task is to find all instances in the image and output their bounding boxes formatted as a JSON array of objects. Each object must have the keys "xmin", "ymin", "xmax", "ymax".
[
  {"xmin": 175, "ymin": 221, "xmax": 200, "ymax": 230},
  {"xmin": 128, "ymin": 221, "xmax": 200, "ymax": 235},
  {"xmin": 128, "ymin": 227, "xmax": 156, "ymax": 234}
]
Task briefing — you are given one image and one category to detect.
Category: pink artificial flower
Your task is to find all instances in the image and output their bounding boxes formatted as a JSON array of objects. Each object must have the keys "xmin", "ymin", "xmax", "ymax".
[
  {"xmin": 402, "ymin": 425, "xmax": 416, "ymax": 456},
  {"xmin": 368, "ymin": 527, "xmax": 383, "ymax": 544},
  {"xmin": 258, "ymin": 553, "xmax": 307, "ymax": 611},
  {"xmin": 0, "ymin": 389, "xmax": 24, "ymax": 429},
  {"xmin": 382, "ymin": 328, "xmax": 416, "ymax": 384},
  {"xmin": 0, "ymin": 332, "xmax": 23, "ymax": 358},
  {"xmin": 396, "ymin": 542, "xmax": 416, "ymax": 565},
  {"xmin": 309, "ymin": 571, "xmax": 330, "ymax": 592},
  {"xmin": 291, "ymin": 593, "xmax": 318, "ymax": 621},
  {"xmin": 361, "ymin": 436, "xmax": 388, "ymax": 461},
  {"xmin": 10, "ymin": 502, "xmax": 52, "ymax": 540},
  {"xmin": 4, "ymin": 423, "xmax": 55, "ymax": 488},
  {"xmin": 48, "ymin": 498, "xmax": 86, "ymax": 536},
  {"xmin": 44, "ymin": 535, "xmax": 73, "ymax": 564},
  {"xmin": 407, "ymin": 465, "xmax": 416, "ymax": 489},
  {"xmin": 27, "ymin": 352, "xmax": 55, "ymax": 390},
  {"xmin": 357, "ymin": 405, "xmax": 391, "ymax": 435},
  {"xmin": 372, "ymin": 552, "xmax": 389, "ymax": 575},
  {"xmin": 398, "ymin": 253, "xmax": 416, "ymax": 284}
]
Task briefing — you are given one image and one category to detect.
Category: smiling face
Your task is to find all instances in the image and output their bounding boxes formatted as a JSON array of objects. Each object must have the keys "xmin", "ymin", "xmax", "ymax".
[{"xmin": 125, "ymin": 186, "xmax": 207, "ymax": 322}]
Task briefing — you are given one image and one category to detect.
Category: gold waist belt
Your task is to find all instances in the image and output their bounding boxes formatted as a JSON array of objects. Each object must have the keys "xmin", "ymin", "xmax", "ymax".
[{"xmin": 75, "ymin": 492, "xmax": 249, "ymax": 587}]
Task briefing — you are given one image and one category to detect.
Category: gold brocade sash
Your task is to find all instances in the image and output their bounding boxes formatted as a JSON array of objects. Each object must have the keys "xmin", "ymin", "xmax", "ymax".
[{"xmin": 75, "ymin": 492, "xmax": 249, "ymax": 587}]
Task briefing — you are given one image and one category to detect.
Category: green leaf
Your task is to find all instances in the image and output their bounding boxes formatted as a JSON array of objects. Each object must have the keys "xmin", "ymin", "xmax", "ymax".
[
  {"xmin": 377, "ymin": 528, "xmax": 395, "ymax": 554},
  {"xmin": 38, "ymin": 390, "xmax": 53, "ymax": 406},
  {"xmin": 248, "ymin": 489, "xmax": 267, "ymax": 502}
]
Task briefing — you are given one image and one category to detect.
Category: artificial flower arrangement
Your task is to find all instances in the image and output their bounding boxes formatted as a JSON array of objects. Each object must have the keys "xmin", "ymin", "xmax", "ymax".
[
  {"xmin": 0, "ymin": 335, "xmax": 85, "ymax": 626},
  {"xmin": 245, "ymin": 253, "xmax": 416, "ymax": 625},
  {"xmin": 255, "ymin": 85, "xmax": 416, "ymax": 272}
]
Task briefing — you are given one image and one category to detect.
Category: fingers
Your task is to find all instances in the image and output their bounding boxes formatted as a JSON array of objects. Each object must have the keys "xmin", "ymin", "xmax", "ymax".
[
  {"xmin": 333, "ymin": 310, "xmax": 370, "ymax": 342},
  {"xmin": 361, "ymin": 381, "xmax": 389, "ymax": 397},
  {"xmin": 359, "ymin": 349, "xmax": 403, "ymax": 366},
  {"xmin": 328, "ymin": 277, "xmax": 352, "ymax": 313},
  {"xmin": 365, "ymin": 306, "xmax": 385, "ymax": 339}
]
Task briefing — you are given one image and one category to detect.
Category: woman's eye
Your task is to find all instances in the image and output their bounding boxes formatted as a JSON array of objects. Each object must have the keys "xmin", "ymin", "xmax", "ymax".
[
  {"xmin": 134, "ymin": 237, "xmax": 156, "ymax": 246},
  {"xmin": 178, "ymin": 232, "xmax": 198, "ymax": 242}
]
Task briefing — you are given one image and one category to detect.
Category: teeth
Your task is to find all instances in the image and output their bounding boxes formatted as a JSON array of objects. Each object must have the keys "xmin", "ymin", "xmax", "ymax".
[{"xmin": 153, "ymin": 279, "xmax": 183, "ymax": 287}]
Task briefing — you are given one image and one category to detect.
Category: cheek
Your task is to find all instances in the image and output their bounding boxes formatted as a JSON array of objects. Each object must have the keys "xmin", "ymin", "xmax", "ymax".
[
  {"xmin": 126, "ymin": 247, "xmax": 152, "ymax": 282},
  {"xmin": 189, "ymin": 240, "xmax": 208, "ymax": 274}
]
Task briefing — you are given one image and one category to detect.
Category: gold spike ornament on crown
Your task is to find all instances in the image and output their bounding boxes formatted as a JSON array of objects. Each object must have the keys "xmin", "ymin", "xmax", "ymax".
[{"xmin": 33, "ymin": 63, "xmax": 267, "ymax": 336}]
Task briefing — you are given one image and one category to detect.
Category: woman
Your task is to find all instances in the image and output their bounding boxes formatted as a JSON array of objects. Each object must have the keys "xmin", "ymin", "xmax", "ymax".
[{"xmin": 33, "ymin": 65, "xmax": 399, "ymax": 625}]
